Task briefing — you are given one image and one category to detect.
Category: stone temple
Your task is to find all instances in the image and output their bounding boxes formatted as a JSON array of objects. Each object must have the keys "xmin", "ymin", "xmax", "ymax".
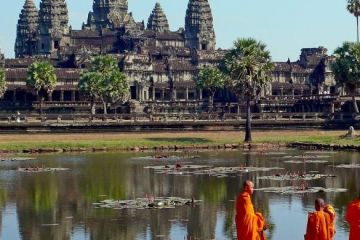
[{"xmin": 0, "ymin": 0, "xmax": 337, "ymax": 114}]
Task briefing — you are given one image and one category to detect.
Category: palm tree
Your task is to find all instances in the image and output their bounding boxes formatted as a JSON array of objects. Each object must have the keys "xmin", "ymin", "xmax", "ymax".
[
  {"xmin": 27, "ymin": 61, "xmax": 57, "ymax": 115},
  {"xmin": 0, "ymin": 68, "xmax": 6, "ymax": 99},
  {"xmin": 197, "ymin": 66, "xmax": 225, "ymax": 110},
  {"xmin": 221, "ymin": 38, "xmax": 273, "ymax": 142},
  {"xmin": 347, "ymin": 0, "xmax": 360, "ymax": 43},
  {"xmin": 331, "ymin": 41, "xmax": 360, "ymax": 113}
]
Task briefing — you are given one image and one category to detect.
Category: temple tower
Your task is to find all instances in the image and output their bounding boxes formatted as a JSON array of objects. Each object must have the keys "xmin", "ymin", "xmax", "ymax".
[
  {"xmin": 0, "ymin": 49, "xmax": 4, "ymax": 68},
  {"xmin": 147, "ymin": 3, "xmax": 169, "ymax": 33},
  {"xmin": 86, "ymin": 0, "xmax": 129, "ymax": 30},
  {"xmin": 185, "ymin": 0, "xmax": 216, "ymax": 50},
  {"xmin": 38, "ymin": 0, "xmax": 70, "ymax": 55},
  {"xmin": 15, "ymin": 0, "xmax": 39, "ymax": 58}
]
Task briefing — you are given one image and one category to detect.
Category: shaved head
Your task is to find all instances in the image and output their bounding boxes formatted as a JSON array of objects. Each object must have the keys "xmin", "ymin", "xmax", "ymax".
[
  {"xmin": 243, "ymin": 180, "xmax": 254, "ymax": 195},
  {"xmin": 315, "ymin": 198, "xmax": 325, "ymax": 211}
]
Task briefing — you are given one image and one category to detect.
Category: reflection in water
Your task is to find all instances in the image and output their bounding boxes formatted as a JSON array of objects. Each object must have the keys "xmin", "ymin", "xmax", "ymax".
[{"xmin": 0, "ymin": 150, "xmax": 358, "ymax": 239}]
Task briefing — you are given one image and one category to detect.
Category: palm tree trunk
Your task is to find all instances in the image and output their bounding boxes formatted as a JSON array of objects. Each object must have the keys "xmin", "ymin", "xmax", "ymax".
[
  {"xmin": 103, "ymin": 101, "xmax": 107, "ymax": 115},
  {"xmin": 90, "ymin": 97, "xmax": 95, "ymax": 120},
  {"xmin": 357, "ymin": 16, "xmax": 359, "ymax": 43},
  {"xmin": 244, "ymin": 98, "xmax": 252, "ymax": 142},
  {"xmin": 352, "ymin": 95, "xmax": 359, "ymax": 113}
]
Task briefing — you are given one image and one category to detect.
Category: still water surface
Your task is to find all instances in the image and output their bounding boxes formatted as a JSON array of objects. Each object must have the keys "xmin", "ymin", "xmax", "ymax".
[{"xmin": 0, "ymin": 150, "xmax": 358, "ymax": 240}]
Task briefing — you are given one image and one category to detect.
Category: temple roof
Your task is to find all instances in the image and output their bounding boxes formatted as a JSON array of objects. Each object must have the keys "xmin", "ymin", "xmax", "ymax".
[
  {"xmin": 147, "ymin": 3, "xmax": 170, "ymax": 33},
  {"xmin": 5, "ymin": 68, "xmax": 81, "ymax": 81}
]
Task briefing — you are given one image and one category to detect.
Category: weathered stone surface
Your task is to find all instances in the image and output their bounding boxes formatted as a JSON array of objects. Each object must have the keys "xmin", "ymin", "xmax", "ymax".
[
  {"xmin": 147, "ymin": 3, "xmax": 169, "ymax": 33},
  {"xmin": 15, "ymin": 0, "xmax": 39, "ymax": 57},
  {"xmin": 185, "ymin": 0, "xmax": 216, "ymax": 50}
]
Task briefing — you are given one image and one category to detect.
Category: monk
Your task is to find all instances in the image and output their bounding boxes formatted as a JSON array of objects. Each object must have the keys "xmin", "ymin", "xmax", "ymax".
[
  {"xmin": 324, "ymin": 204, "xmax": 336, "ymax": 240},
  {"xmin": 236, "ymin": 180, "xmax": 267, "ymax": 240},
  {"xmin": 346, "ymin": 194, "xmax": 360, "ymax": 240},
  {"xmin": 304, "ymin": 198, "xmax": 332, "ymax": 240}
]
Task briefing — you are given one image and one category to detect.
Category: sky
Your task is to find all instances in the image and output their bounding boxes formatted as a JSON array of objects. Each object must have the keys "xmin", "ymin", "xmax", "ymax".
[{"xmin": 0, "ymin": 0, "xmax": 356, "ymax": 61}]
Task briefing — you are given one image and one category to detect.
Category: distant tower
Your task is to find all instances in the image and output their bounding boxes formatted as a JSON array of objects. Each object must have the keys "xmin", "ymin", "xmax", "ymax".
[
  {"xmin": 38, "ymin": 0, "xmax": 69, "ymax": 55},
  {"xmin": 147, "ymin": 3, "xmax": 169, "ymax": 33},
  {"xmin": 185, "ymin": 0, "xmax": 216, "ymax": 50},
  {"xmin": 86, "ymin": 0, "xmax": 129, "ymax": 30},
  {"xmin": 0, "ymin": 48, "xmax": 4, "ymax": 68},
  {"xmin": 15, "ymin": 0, "xmax": 39, "ymax": 58}
]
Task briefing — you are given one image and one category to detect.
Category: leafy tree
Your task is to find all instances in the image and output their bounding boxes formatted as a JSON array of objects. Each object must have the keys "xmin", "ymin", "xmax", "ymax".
[
  {"xmin": 348, "ymin": 0, "xmax": 360, "ymax": 43},
  {"xmin": 197, "ymin": 66, "xmax": 225, "ymax": 108},
  {"xmin": 221, "ymin": 38, "xmax": 273, "ymax": 142},
  {"xmin": 331, "ymin": 41, "xmax": 360, "ymax": 113},
  {"xmin": 79, "ymin": 55, "xmax": 129, "ymax": 115},
  {"xmin": 27, "ymin": 61, "xmax": 57, "ymax": 115},
  {"xmin": 0, "ymin": 68, "xmax": 6, "ymax": 99}
]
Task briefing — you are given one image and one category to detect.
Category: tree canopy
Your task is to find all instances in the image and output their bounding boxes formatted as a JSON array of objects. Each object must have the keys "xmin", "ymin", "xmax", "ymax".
[
  {"xmin": 79, "ymin": 55, "xmax": 129, "ymax": 114},
  {"xmin": 27, "ymin": 61, "xmax": 57, "ymax": 94},
  {"xmin": 331, "ymin": 42, "xmax": 360, "ymax": 91},
  {"xmin": 0, "ymin": 68, "xmax": 6, "ymax": 98},
  {"xmin": 197, "ymin": 66, "xmax": 225, "ymax": 106},
  {"xmin": 221, "ymin": 38, "xmax": 273, "ymax": 100}
]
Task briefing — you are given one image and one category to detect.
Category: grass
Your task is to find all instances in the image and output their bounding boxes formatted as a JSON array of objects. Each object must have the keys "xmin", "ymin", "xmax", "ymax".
[{"xmin": 0, "ymin": 130, "xmax": 358, "ymax": 151}]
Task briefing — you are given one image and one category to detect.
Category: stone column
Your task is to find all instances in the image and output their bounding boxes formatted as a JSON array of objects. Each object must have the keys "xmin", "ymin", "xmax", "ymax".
[
  {"xmin": 172, "ymin": 88, "xmax": 177, "ymax": 101},
  {"xmin": 161, "ymin": 88, "xmax": 165, "ymax": 101},
  {"xmin": 71, "ymin": 90, "xmax": 76, "ymax": 101},
  {"xmin": 186, "ymin": 88, "xmax": 189, "ymax": 101},
  {"xmin": 199, "ymin": 89, "xmax": 203, "ymax": 100},
  {"xmin": 152, "ymin": 87, "xmax": 156, "ymax": 101},
  {"xmin": 48, "ymin": 92, "xmax": 53, "ymax": 102},
  {"xmin": 280, "ymin": 87, "xmax": 284, "ymax": 96},
  {"xmin": 60, "ymin": 90, "xmax": 64, "ymax": 102}
]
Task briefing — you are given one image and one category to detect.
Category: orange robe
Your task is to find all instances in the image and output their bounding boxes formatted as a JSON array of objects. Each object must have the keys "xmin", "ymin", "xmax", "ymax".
[
  {"xmin": 304, "ymin": 210, "xmax": 330, "ymax": 240},
  {"xmin": 346, "ymin": 199, "xmax": 360, "ymax": 240},
  {"xmin": 236, "ymin": 192, "xmax": 266, "ymax": 240},
  {"xmin": 324, "ymin": 205, "xmax": 336, "ymax": 240}
]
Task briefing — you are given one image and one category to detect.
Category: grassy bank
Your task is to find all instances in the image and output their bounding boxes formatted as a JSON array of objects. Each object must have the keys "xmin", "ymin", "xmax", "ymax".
[{"xmin": 0, "ymin": 130, "xmax": 358, "ymax": 152}]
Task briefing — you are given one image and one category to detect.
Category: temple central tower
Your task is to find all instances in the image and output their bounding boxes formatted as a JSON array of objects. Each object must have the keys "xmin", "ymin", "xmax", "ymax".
[
  {"xmin": 86, "ymin": 0, "xmax": 129, "ymax": 30},
  {"xmin": 38, "ymin": 0, "xmax": 70, "ymax": 55},
  {"xmin": 185, "ymin": 0, "xmax": 216, "ymax": 50}
]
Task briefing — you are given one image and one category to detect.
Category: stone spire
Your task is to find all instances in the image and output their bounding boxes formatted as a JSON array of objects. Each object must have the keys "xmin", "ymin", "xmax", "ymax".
[
  {"xmin": 38, "ymin": 0, "xmax": 69, "ymax": 55},
  {"xmin": 147, "ymin": 3, "xmax": 169, "ymax": 33},
  {"xmin": 15, "ymin": 0, "xmax": 39, "ymax": 58},
  {"xmin": 0, "ymin": 48, "xmax": 4, "ymax": 68},
  {"xmin": 86, "ymin": 0, "xmax": 129, "ymax": 30},
  {"xmin": 185, "ymin": 0, "xmax": 216, "ymax": 50}
]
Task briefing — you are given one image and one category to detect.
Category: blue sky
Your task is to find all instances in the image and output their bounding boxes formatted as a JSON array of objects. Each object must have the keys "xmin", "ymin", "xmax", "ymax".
[{"xmin": 0, "ymin": 0, "xmax": 356, "ymax": 61}]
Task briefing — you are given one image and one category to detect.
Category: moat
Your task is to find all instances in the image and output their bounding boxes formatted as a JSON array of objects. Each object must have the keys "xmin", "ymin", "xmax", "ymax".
[{"xmin": 0, "ymin": 150, "xmax": 358, "ymax": 239}]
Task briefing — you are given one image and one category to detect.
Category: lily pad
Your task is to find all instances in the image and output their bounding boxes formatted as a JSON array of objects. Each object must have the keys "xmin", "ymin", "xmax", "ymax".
[
  {"xmin": 17, "ymin": 167, "xmax": 69, "ymax": 173},
  {"xmin": 258, "ymin": 174, "xmax": 335, "ymax": 181},
  {"xmin": 256, "ymin": 186, "xmax": 347, "ymax": 194},
  {"xmin": 284, "ymin": 160, "xmax": 329, "ymax": 164},
  {"xmin": 93, "ymin": 197, "xmax": 201, "ymax": 210},
  {"xmin": 0, "ymin": 157, "xmax": 36, "ymax": 161},
  {"xmin": 334, "ymin": 164, "xmax": 360, "ymax": 169}
]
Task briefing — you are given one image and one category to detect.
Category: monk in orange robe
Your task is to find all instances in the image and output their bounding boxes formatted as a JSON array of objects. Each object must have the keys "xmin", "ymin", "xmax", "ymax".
[
  {"xmin": 236, "ymin": 180, "xmax": 267, "ymax": 240},
  {"xmin": 346, "ymin": 195, "xmax": 360, "ymax": 240},
  {"xmin": 324, "ymin": 204, "xmax": 336, "ymax": 240},
  {"xmin": 304, "ymin": 198, "xmax": 331, "ymax": 240}
]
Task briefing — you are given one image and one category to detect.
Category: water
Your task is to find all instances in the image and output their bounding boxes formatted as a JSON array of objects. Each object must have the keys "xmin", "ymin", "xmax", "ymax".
[{"xmin": 0, "ymin": 150, "xmax": 358, "ymax": 240}]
